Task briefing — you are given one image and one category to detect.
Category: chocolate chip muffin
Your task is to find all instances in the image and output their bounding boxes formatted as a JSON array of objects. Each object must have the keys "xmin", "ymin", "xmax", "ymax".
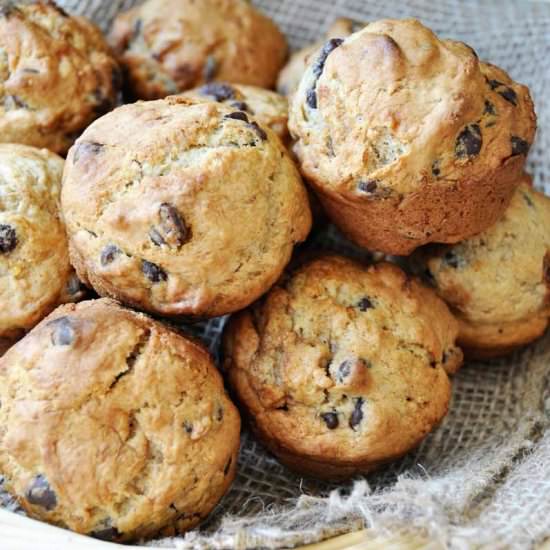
[
  {"xmin": 0, "ymin": 1, "xmax": 121, "ymax": 155},
  {"xmin": 277, "ymin": 17, "xmax": 364, "ymax": 97},
  {"xmin": 109, "ymin": 0, "xmax": 287, "ymax": 100},
  {"xmin": 223, "ymin": 255, "xmax": 461, "ymax": 479},
  {"xmin": 0, "ymin": 298, "xmax": 241, "ymax": 542},
  {"xmin": 183, "ymin": 82, "xmax": 289, "ymax": 144},
  {"xmin": 289, "ymin": 19, "xmax": 536, "ymax": 255},
  {"xmin": 0, "ymin": 143, "xmax": 85, "ymax": 346},
  {"xmin": 61, "ymin": 96, "xmax": 311, "ymax": 318},
  {"xmin": 413, "ymin": 176, "xmax": 550, "ymax": 359}
]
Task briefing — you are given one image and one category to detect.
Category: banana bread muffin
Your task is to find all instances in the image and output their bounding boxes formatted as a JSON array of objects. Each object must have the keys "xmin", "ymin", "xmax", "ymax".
[
  {"xmin": 0, "ymin": 298, "xmax": 241, "ymax": 542},
  {"xmin": 183, "ymin": 82, "xmax": 289, "ymax": 144},
  {"xmin": 277, "ymin": 17, "xmax": 364, "ymax": 97},
  {"xmin": 413, "ymin": 176, "xmax": 550, "ymax": 359},
  {"xmin": 223, "ymin": 255, "xmax": 462, "ymax": 479},
  {"xmin": 0, "ymin": 143, "xmax": 84, "ymax": 345},
  {"xmin": 110, "ymin": 0, "xmax": 287, "ymax": 100},
  {"xmin": 289, "ymin": 19, "xmax": 536, "ymax": 255},
  {"xmin": 61, "ymin": 96, "xmax": 311, "ymax": 318},
  {"xmin": 0, "ymin": 1, "xmax": 121, "ymax": 154}
]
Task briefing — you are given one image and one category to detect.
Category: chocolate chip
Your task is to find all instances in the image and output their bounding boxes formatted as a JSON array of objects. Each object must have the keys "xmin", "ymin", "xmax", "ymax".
[
  {"xmin": 488, "ymin": 79, "xmax": 517, "ymax": 106},
  {"xmin": 358, "ymin": 180, "xmax": 378, "ymax": 193},
  {"xmin": 73, "ymin": 141, "xmax": 104, "ymax": 163},
  {"xmin": 455, "ymin": 124, "xmax": 482, "ymax": 158},
  {"xmin": 48, "ymin": 316, "xmax": 75, "ymax": 346},
  {"xmin": 0, "ymin": 224, "xmax": 17, "ymax": 254},
  {"xmin": 231, "ymin": 101, "xmax": 249, "ymax": 112},
  {"xmin": 203, "ymin": 56, "xmax": 217, "ymax": 81},
  {"xmin": 224, "ymin": 457, "xmax": 232, "ymax": 475},
  {"xmin": 90, "ymin": 526, "xmax": 120, "ymax": 542},
  {"xmin": 357, "ymin": 297, "xmax": 374, "ymax": 311},
  {"xmin": 321, "ymin": 412, "xmax": 339, "ymax": 429},
  {"xmin": 483, "ymin": 100, "xmax": 496, "ymax": 116},
  {"xmin": 511, "ymin": 136, "xmax": 530, "ymax": 156},
  {"xmin": 183, "ymin": 421, "xmax": 193, "ymax": 434},
  {"xmin": 199, "ymin": 83, "xmax": 235, "ymax": 101},
  {"xmin": 25, "ymin": 475, "xmax": 57, "ymax": 510},
  {"xmin": 349, "ymin": 397, "xmax": 364, "ymax": 430},
  {"xmin": 100, "ymin": 244, "xmax": 121, "ymax": 266},
  {"xmin": 156, "ymin": 203, "xmax": 188, "ymax": 248},
  {"xmin": 225, "ymin": 111, "xmax": 249, "ymax": 122},
  {"xmin": 306, "ymin": 38, "xmax": 344, "ymax": 110},
  {"xmin": 443, "ymin": 250, "xmax": 462, "ymax": 268},
  {"xmin": 142, "ymin": 260, "xmax": 167, "ymax": 283},
  {"xmin": 431, "ymin": 160, "xmax": 441, "ymax": 177},
  {"xmin": 248, "ymin": 121, "xmax": 267, "ymax": 141},
  {"xmin": 337, "ymin": 361, "xmax": 352, "ymax": 382},
  {"xmin": 216, "ymin": 407, "xmax": 223, "ymax": 421}
]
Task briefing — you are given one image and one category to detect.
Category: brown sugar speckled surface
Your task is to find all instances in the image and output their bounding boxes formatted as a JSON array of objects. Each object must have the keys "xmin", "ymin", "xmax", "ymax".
[
  {"xmin": 61, "ymin": 96, "xmax": 311, "ymax": 318},
  {"xmin": 289, "ymin": 19, "xmax": 536, "ymax": 255},
  {"xmin": 413, "ymin": 175, "xmax": 550, "ymax": 359},
  {"xmin": 109, "ymin": 0, "xmax": 287, "ymax": 100},
  {"xmin": 0, "ymin": 298, "xmax": 241, "ymax": 542},
  {"xmin": 223, "ymin": 255, "xmax": 462, "ymax": 479},
  {"xmin": 0, "ymin": 1, "xmax": 121, "ymax": 155}
]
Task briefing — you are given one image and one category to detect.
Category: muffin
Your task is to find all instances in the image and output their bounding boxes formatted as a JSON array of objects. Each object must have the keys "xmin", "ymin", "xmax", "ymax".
[
  {"xmin": 289, "ymin": 19, "xmax": 536, "ymax": 255},
  {"xmin": 110, "ymin": 0, "xmax": 287, "ymax": 100},
  {"xmin": 61, "ymin": 96, "xmax": 311, "ymax": 318},
  {"xmin": 223, "ymin": 255, "xmax": 462, "ymax": 479},
  {"xmin": 0, "ymin": 1, "xmax": 121, "ymax": 155},
  {"xmin": 0, "ymin": 143, "xmax": 85, "ymax": 346},
  {"xmin": 277, "ymin": 17, "xmax": 364, "ymax": 97},
  {"xmin": 183, "ymin": 82, "xmax": 289, "ymax": 144},
  {"xmin": 0, "ymin": 298, "xmax": 241, "ymax": 542},
  {"xmin": 413, "ymin": 176, "xmax": 550, "ymax": 359}
]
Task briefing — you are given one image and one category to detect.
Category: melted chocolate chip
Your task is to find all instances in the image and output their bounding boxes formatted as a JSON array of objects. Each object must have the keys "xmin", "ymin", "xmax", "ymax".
[
  {"xmin": 231, "ymin": 101, "xmax": 249, "ymax": 112},
  {"xmin": 488, "ymin": 79, "xmax": 518, "ymax": 106},
  {"xmin": 248, "ymin": 121, "xmax": 267, "ymax": 141},
  {"xmin": 483, "ymin": 100, "xmax": 496, "ymax": 116},
  {"xmin": 100, "ymin": 244, "xmax": 121, "ymax": 266},
  {"xmin": 225, "ymin": 111, "xmax": 249, "ymax": 122},
  {"xmin": 48, "ymin": 316, "xmax": 75, "ymax": 346},
  {"xmin": 199, "ymin": 83, "xmax": 235, "ymax": 101},
  {"xmin": 156, "ymin": 203, "xmax": 188, "ymax": 248},
  {"xmin": 455, "ymin": 124, "xmax": 482, "ymax": 158},
  {"xmin": 0, "ymin": 224, "xmax": 17, "ymax": 254},
  {"xmin": 306, "ymin": 38, "xmax": 344, "ymax": 110},
  {"xmin": 90, "ymin": 526, "xmax": 120, "ymax": 542},
  {"xmin": 203, "ymin": 56, "xmax": 218, "ymax": 81},
  {"xmin": 431, "ymin": 160, "xmax": 441, "ymax": 177},
  {"xmin": 73, "ymin": 141, "xmax": 104, "ymax": 163},
  {"xmin": 349, "ymin": 397, "xmax": 364, "ymax": 430},
  {"xmin": 357, "ymin": 297, "xmax": 374, "ymax": 311},
  {"xmin": 142, "ymin": 260, "xmax": 167, "ymax": 283},
  {"xmin": 358, "ymin": 180, "xmax": 378, "ymax": 193},
  {"xmin": 511, "ymin": 136, "xmax": 530, "ymax": 156},
  {"xmin": 184, "ymin": 421, "xmax": 193, "ymax": 434},
  {"xmin": 25, "ymin": 475, "xmax": 57, "ymax": 510},
  {"xmin": 321, "ymin": 412, "xmax": 339, "ymax": 429}
]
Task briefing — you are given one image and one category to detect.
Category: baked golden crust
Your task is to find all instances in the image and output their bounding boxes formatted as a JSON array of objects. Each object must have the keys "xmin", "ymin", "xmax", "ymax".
[
  {"xmin": 413, "ymin": 177, "xmax": 550, "ymax": 358},
  {"xmin": 289, "ymin": 19, "xmax": 536, "ymax": 255},
  {"xmin": 0, "ymin": 143, "xmax": 81, "ymax": 342},
  {"xmin": 277, "ymin": 18, "xmax": 364, "ymax": 97},
  {"xmin": 0, "ymin": 298, "xmax": 241, "ymax": 542},
  {"xmin": 182, "ymin": 82, "xmax": 289, "ymax": 144},
  {"xmin": 223, "ymin": 255, "xmax": 461, "ymax": 479},
  {"xmin": 0, "ymin": 1, "xmax": 121, "ymax": 154},
  {"xmin": 110, "ymin": 0, "xmax": 287, "ymax": 100},
  {"xmin": 61, "ymin": 96, "xmax": 311, "ymax": 318}
]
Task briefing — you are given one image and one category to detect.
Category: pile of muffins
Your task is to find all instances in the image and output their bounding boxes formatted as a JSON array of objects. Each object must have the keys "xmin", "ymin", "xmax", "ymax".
[{"xmin": 0, "ymin": 0, "xmax": 547, "ymax": 543}]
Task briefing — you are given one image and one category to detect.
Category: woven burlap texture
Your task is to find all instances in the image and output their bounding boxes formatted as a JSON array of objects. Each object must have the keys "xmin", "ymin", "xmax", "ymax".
[{"xmin": 2, "ymin": 1, "xmax": 550, "ymax": 548}]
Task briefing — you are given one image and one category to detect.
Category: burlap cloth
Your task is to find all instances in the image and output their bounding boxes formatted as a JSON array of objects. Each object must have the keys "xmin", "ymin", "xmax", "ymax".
[{"xmin": 1, "ymin": 1, "xmax": 550, "ymax": 548}]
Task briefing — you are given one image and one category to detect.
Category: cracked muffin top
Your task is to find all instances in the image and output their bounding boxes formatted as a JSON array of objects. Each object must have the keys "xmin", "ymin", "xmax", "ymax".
[
  {"xmin": 413, "ymin": 176, "xmax": 550, "ymax": 358},
  {"xmin": 0, "ymin": 143, "xmax": 85, "ymax": 343},
  {"xmin": 288, "ymin": 19, "xmax": 536, "ymax": 254},
  {"xmin": 0, "ymin": 1, "xmax": 121, "ymax": 154},
  {"xmin": 109, "ymin": 0, "xmax": 287, "ymax": 100},
  {"xmin": 0, "ymin": 298, "xmax": 241, "ymax": 542},
  {"xmin": 223, "ymin": 255, "xmax": 461, "ymax": 479},
  {"xmin": 182, "ymin": 82, "xmax": 290, "ymax": 145},
  {"xmin": 61, "ymin": 96, "xmax": 311, "ymax": 318}
]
